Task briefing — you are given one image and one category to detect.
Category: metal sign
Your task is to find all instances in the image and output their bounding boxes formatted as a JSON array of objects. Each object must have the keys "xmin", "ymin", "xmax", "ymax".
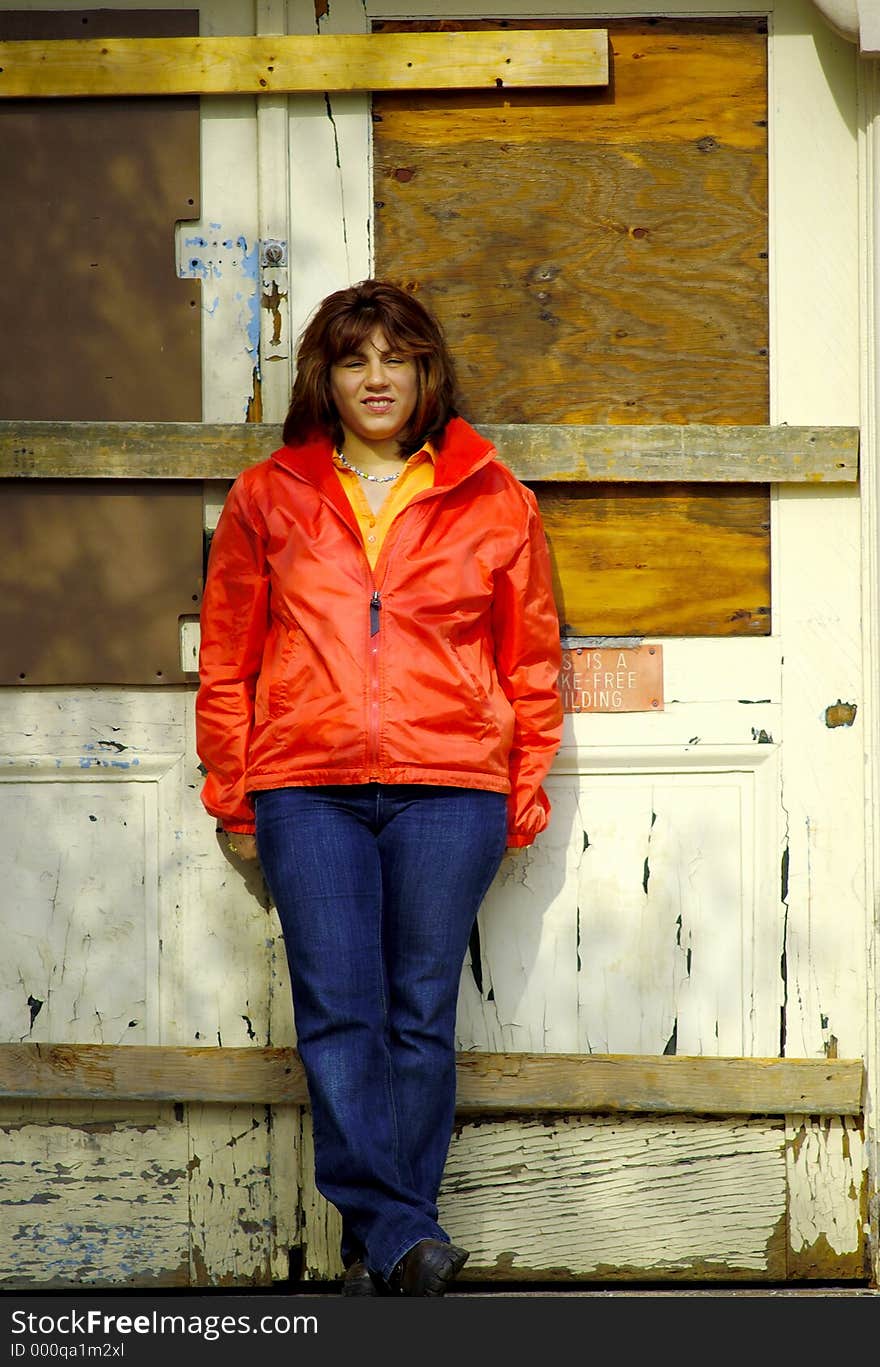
[{"xmin": 560, "ymin": 645, "xmax": 664, "ymax": 714}]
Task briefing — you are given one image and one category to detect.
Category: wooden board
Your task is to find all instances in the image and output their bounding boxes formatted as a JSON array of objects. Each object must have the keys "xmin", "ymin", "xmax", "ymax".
[
  {"xmin": 0, "ymin": 420, "xmax": 857, "ymax": 482},
  {"xmin": 0, "ymin": 30, "xmax": 609, "ymax": 98},
  {"xmin": 301, "ymin": 1111, "xmax": 866, "ymax": 1283},
  {"xmin": 373, "ymin": 17, "xmax": 771, "ymax": 637},
  {"xmin": 540, "ymin": 482, "xmax": 770, "ymax": 637},
  {"xmin": 440, "ymin": 1115, "xmax": 790, "ymax": 1281},
  {"xmin": 0, "ymin": 1044, "xmax": 862, "ymax": 1116},
  {"xmin": 0, "ymin": 1098, "xmax": 282, "ymax": 1289}
]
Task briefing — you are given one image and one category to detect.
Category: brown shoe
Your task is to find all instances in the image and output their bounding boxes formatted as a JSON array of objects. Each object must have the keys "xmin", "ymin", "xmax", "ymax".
[
  {"xmin": 391, "ymin": 1239, "xmax": 469, "ymax": 1297},
  {"xmin": 341, "ymin": 1259, "xmax": 381, "ymax": 1297}
]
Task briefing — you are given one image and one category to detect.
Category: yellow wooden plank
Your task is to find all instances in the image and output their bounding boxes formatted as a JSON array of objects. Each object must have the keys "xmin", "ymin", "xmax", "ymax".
[
  {"xmin": 0, "ymin": 1045, "xmax": 863, "ymax": 1116},
  {"xmin": 0, "ymin": 31, "xmax": 608, "ymax": 99},
  {"xmin": 0, "ymin": 421, "xmax": 858, "ymax": 482}
]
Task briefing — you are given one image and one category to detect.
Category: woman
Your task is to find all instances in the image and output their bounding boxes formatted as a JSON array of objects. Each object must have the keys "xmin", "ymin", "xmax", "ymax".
[{"xmin": 196, "ymin": 280, "xmax": 563, "ymax": 1296}]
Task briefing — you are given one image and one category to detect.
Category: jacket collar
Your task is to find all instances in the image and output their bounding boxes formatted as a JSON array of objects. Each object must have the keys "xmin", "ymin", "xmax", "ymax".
[
  {"xmin": 431, "ymin": 416, "xmax": 498, "ymax": 487},
  {"xmin": 268, "ymin": 416, "xmax": 497, "ymax": 496}
]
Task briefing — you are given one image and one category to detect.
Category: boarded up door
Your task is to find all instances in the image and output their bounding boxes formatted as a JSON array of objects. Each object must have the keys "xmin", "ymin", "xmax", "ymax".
[{"xmin": 288, "ymin": 11, "xmax": 868, "ymax": 1284}]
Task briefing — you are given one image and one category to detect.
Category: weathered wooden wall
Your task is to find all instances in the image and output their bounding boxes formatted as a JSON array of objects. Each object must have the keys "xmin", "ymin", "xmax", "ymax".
[{"xmin": 0, "ymin": 0, "xmax": 872, "ymax": 1294}]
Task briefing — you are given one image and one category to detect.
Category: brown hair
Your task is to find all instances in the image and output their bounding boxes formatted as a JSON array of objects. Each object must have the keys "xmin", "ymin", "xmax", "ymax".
[{"xmin": 282, "ymin": 279, "xmax": 458, "ymax": 454}]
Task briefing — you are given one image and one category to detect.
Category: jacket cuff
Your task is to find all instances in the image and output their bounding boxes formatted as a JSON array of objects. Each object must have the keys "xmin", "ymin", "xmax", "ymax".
[
  {"xmin": 219, "ymin": 821, "xmax": 256, "ymax": 836},
  {"xmin": 506, "ymin": 788, "xmax": 551, "ymax": 848}
]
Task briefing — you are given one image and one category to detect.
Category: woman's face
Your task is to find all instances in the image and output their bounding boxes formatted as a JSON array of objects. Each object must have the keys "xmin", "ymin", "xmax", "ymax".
[{"xmin": 329, "ymin": 326, "xmax": 419, "ymax": 451}]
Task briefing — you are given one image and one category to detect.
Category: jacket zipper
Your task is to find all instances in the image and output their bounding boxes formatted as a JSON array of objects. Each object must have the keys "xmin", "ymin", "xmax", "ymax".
[{"xmin": 368, "ymin": 588, "xmax": 381, "ymax": 777}]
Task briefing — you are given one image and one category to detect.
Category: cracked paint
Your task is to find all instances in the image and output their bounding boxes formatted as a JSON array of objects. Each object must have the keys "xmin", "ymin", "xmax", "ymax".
[
  {"xmin": 779, "ymin": 842, "xmax": 790, "ymax": 1055},
  {"xmin": 786, "ymin": 1116, "xmax": 865, "ymax": 1267},
  {"xmin": 468, "ymin": 919, "xmax": 484, "ymax": 995}
]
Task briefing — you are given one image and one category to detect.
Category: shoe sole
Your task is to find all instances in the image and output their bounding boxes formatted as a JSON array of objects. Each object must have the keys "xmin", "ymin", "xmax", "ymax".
[{"xmin": 421, "ymin": 1245, "xmax": 469, "ymax": 1297}]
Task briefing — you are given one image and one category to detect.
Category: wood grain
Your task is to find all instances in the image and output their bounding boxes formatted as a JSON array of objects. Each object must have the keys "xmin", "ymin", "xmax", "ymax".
[
  {"xmin": 0, "ymin": 420, "xmax": 855, "ymax": 482},
  {"xmin": 0, "ymin": 31, "xmax": 609, "ymax": 99},
  {"xmin": 440, "ymin": 1115, "xmax": 790, "ymax": 1280},
  {"xmin": 373, "ymin": 21, "xmax": 768, "ymax": 427},
  {"xmin": 0, "ymin": 1045, "xmax": 862, "ymax": 1116},
  {"xmin": 372, "ymin": 18, "xmax": 770, "ymax": 638},
  {"xmin": 539, "ymin": 482, "xmax": 770, "ymax": 636}
]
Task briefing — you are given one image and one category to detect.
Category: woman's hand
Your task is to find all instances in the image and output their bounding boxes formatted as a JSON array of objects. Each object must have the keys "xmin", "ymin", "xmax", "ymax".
[{"xmin": 225, "ymin": 833, "xmax": 259, "ymax": 861}]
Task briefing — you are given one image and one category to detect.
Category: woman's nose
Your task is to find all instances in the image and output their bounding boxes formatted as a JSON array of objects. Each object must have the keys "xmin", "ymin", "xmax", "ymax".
[{"xmin": 364, "ymin": 358, "xmax": 389, "ymax": 387}]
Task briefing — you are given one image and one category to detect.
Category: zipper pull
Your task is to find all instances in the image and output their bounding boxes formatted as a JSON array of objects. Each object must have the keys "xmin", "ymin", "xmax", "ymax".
[{"xmin": 370, "ymin": 589, "xmax": 381, "ymax": 637}]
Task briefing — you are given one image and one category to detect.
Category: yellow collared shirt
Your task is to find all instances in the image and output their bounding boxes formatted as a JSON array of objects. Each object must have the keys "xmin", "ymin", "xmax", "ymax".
[{"xmin": 332, "ymin": 444, "xmax": 435, "ymax": 569}]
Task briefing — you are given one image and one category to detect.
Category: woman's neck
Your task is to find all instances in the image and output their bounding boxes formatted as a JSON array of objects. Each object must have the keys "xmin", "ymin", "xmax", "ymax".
[{"xmin": 337, "ymin": 432, "xmax": 405, "ymax": 473}]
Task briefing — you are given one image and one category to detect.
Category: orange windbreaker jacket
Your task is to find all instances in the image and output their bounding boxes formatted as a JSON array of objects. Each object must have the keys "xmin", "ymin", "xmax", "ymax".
[{"xmin": 196, "ymin": 416, "xmax": 564, "ymax": 846}]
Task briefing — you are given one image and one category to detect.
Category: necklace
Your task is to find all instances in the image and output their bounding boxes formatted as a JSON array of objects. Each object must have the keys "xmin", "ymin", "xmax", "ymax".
[{"xmin": 336, "ymin": 450, "xmax": 401, "ymax": 483}]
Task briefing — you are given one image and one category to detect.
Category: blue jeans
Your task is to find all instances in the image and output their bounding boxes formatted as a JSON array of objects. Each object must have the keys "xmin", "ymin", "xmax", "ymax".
[{"xmin": 254, "ymin": 782, "xmax": 508, "ymax": 1282}]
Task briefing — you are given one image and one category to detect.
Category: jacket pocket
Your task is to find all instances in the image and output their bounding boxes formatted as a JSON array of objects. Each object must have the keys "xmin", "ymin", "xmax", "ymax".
[
  {"xmin": 268, "ymin": 625, "xmax": 308, "ymax": 720},
  {"xmin": 449, "ymin": 638, "xmax": 491, "ymax": 705},
  {"xmin": 447, "ymin": 636, "xmax": 501, "ymax": 740},
  {"xmin": 255, "ymin": 625, "xmax": 303, "ymax": 724}
]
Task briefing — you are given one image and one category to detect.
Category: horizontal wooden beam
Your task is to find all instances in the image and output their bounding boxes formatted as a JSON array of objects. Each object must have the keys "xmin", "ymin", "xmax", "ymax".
[
  {"xmin": 0, "ymin": 31, "xmax": 609, "ymax": 99},
  {"xmin": 0, "ymin": 1045, "xmax": 863, "ymax": 1116},
  {"xmin": 0, "ymin": 421, "xmax": 858, "ymax": 484}
]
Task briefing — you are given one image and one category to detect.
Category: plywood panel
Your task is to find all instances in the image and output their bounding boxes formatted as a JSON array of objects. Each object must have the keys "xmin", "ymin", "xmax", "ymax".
[
  {"xmin": 539, "ymin": 482, "xmax": 769, "ymax": 636},
  {"xmin": 373, "ymin": 18, "xmax": 767, "ymax": 427},
  {"xmin": 373, "ymin": 17, "xmax": 770, "ymax": 637},
  {"xmin": 0, "ymin": 11, "xmax": 203, "ymax": 684}
]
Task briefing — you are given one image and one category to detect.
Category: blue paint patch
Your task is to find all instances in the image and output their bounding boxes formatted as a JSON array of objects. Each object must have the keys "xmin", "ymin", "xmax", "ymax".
[{"xmin": 237, "ymin": 235, "xmax": 262, "ymax": 365}]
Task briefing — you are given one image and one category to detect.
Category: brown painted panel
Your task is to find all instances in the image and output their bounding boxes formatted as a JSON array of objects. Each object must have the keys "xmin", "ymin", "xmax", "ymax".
[
  {"xmin": 373, "ymin": 18, "xmax": 770, "ymax": 637},
  {"xmin": 0, "ymin": 12, "xmax": 202, "ymax": 685},
  {"xmin": 0, "ymin": 9, "xmax": 201, "ymax": 422},
  {"xmin": 0, "ymin": 481, "xmax": 202, "ymax": 685}
]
